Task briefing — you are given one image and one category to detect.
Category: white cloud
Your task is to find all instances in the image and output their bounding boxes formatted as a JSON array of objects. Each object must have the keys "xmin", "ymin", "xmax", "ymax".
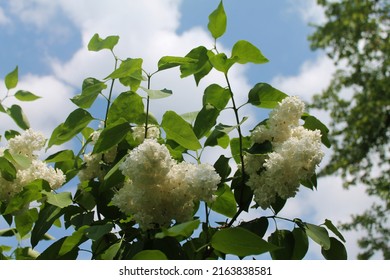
[
  {"xmin": 288, "ymin": 0, "xmax": 326, "ymax": 25},
  {"xmin": 271, "ymin": 54, "xmax": 335, "ymax": 102},
  {"xmin": 0, "ymin": 7, "xmax": 10, "ymax": 25}
]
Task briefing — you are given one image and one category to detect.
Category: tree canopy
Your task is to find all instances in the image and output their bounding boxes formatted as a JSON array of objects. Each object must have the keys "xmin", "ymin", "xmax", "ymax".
[{"xmin": 308, "ymin": 0, "xmax": 390, "ymax": 259}]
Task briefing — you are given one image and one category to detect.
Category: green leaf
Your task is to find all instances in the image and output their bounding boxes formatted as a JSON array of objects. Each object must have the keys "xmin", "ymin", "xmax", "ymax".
[
  {"xmin": 3, "ymin": 149, "xmax": 31, "ymax": 170},
  {"xmin": 132, "ymin": 250, "xmax": 168, "ymax": 260},
  {"xmin": 302, "ymin": 115, "xmax": 331, "ymax": 148},
  {"xmin": 155, "ymin": 219, "xmax": 200, "ymax": 239},
  {"xmin": 0, "ymin": 102, "xmax": 6, "ymax": 113},
  {"xmin": 45, "ymin": 150, "xmax": 75, "ymax": 163},
  {"xmin": 180, "ymin": 111, "xmax": 199, "ymax": 124},
  {"xmin": 14, "ymin": 247, "xmax": 40, "ymax": 260},
  {"xmin": 140, "ymin": 86, "xmax": 173, "ymax": 99},
  {"xmin": 231, "ymin": 40, "xmax": 269, "ymax": 64},
  {"xmin": 239, "ymin": 217, "xmax": 269, "ymax": 238},
  {"xmin": 48, "ymin": 108, "xmax": 93, "ymax": 148},
  {"xmin": 180, "ymin": 46, "xmax": 212, "ymax": 85},
  {"xmin": 208, "ymin": 1, "xmax": 227, "ymax": 39},
  {"xmin": 323, "ymin": 219, "xmax": 346, "ymax": 242},
  {"xmin": 209, "ymin": 53, "xmax": 235, "ymax": 73},
  {"xmin": 204, "ymin": 123, "xmax": 232, "ymax": 148},
  {"xmin": 93, "ymin": 121, "xmax": 131, "ymax": 154},
  {"xmin": 270, "ymin": 195, "xmax": 286, "ymax": 215},
  {"xmin": 15, "ymin": 208, "xmax": 38, "ymax": 238},
  {"xmin": 248, "ymin": 83, "xmax": 288, "ymax": 109},
  {"xmin": 107, "ymin": 91, "xmax": 144, "ymax": 125},
  {"xmin": 59, "ymin": 225, "xmax": 88, "ymax": 256},
  {"xmin": 213, "ymin": 155, "xmax": 231, "ymax": 181},
  {"xmin": 0, "ymin": 157, "xmax": 16, "ymax": 181},
  {"xmin": 0, "ymin": 228, "xmax": 16, "ymax": 237},
  {"xmin": 203, "ymin": 84, "xmax": 231, "ymax": 110},
  {"xmin": 291, "ymin": 227, "xmax": 309, "ymax": 260},
  {"xmin": 210, "ymin": 184, "xmax": 237, "ymax": 218},
  {"xmin": 161, "ymin": 111, "xmax": 201, "ymax": 151},
  {"xmin": 157, "ymin": 56, "xmax": 198, "ymax": 71},
  {"xmin": 88, "ymin": 33, "xmax": 119, "ymax": 51},
  {"xmin": 246, "ymin": 141, "xmax": 273, "ymax": 155},
  {"xmin": 84, "ymin": 224, "xmax": 113, "ymax": 241},
  {"xmin": 6, "ymin": 104, "xmax": 30, "ymax": 130},
  {"xmin": 193, "ymin": 104, "xmax": 220, "ymax": 139},
  {"xmin": 3, "ymin": 182, "xmax": 43, "ymax": 215},
  {"xmin": 43, "ymin": 191, "xmax": 73, "ymax": 208},
  {"xmin": 98, "ymin": 240, "xmax": 122, "ymax": 260},
  {"xmin": 211, "ymin": 227, "xmax": 278, "ymax": 257},
  {"xmin": 31, "ymin": 204, "xmax": 63, "ymax": 248},
  {"xmin": 14, "ymin": 90, "xmax": 41, "ymax": 101},
  {"xmin": 105, "ymin": 58, "xmax": 143, "ymax": 81},
  {"xmin": 305, "ymin": 223, "xmax": 331, "ymax": 250},
  {"xmin": 5, "ymin": 66, "xmax": 18, "ymax": 90},
  {"xmin": 230, "ymin": 136, "xmax": 251, "ymax": 163},
  {"xmin": 37, "ymin": 237, "xmax": 79, "ymax": 260},
  {"xmin": 268, "ymin": 230, "xmax": 295, "ymax": 260},
  {"xmin": 71, "ymin": 78, "xmax": 107, "ymax": 109},
  {"xmin": 321, "ymin": 237, "xmax": 347, "ymax": 260},
  {"xmin": 4, "ymin": 130, "xmax": 20, "ymax": 140}
]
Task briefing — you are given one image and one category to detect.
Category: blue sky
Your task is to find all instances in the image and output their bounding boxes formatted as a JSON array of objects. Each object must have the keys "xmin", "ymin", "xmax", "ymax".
[{"xmin": 0, "ymin": 0, "xmax": 377, "ymax": 259}]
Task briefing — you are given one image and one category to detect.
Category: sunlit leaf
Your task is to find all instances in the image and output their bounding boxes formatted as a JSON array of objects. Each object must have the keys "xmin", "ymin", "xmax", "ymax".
[
  {"xmin": 140, "ymin": 86, "xmax": 173, "ymax": 99},
  {"xmin": 59, "ymin": 225, "xmax": 89, "ymax": 256},
  {"xmin": 323, "ymin": 219, "xmax": 346, "ymax": 242},
  {"xmin": 5, "ymin": 66, "xmax": 18, "ymax": 90},
  {"xmin": 48, "ymin": 108, "xmax": 93, "ymax": 148},
  {"xmin": 248, "ymin": 83, "xmax": 288, "ymax": 109},
  {"xmin": 157, "ymin": 56, "xmax": 198, "ymax": 71},
  {"xmin": 305, "ymin": 223, "xmax": 331, "ymax": 250},
  {"xmin": 107, "ymin": 91, "xmax": 144, "ymax": 125},
  {"xmin": 43, "ymin": 191, "xmax": 73, "ymax": 208},
  {"xmin": 93, "ymin": 121, "xmax": 131, "ymax": 154},
  {"xmin": 211, "ymin": 227, "xmax": 278, "ymax": 257},
  {"xmin": 15, "ymin": 208, "xmax": 38, "ymax": 238},
  {"xmin": 208, "ymin": 1, "xmax": 227, "ymax": 39},
  {"xmin": 231, "ymin": 40, "xmax": 269, "ymax": 64},
  {"xmin": 210, "ymin": 184, "xmax": 237, "ymax": 218},
  {"xmin": 203, "ymin": 84, "xmax": 231, "ymax": 110},
  {"xmin": 88, "ymin": 33, "xmax": 119, "ymax": 51},
  {"xmin": 71, "ymin": 78, "xmax": 107, "ymax": 109},
  {"xmin": 161, "ymin": 111, "xmax": 201, "ymax": 151},
  {"xmin": 155, "ymin": 219, "xmax": 200, "ymax": 239},
  {"xmin": 14, "ymin": 90, "xmax": 41, "ymax": 101},
  {"xmin": 6, "ymin": 104, "xmax": 30, "ymax": 130}
]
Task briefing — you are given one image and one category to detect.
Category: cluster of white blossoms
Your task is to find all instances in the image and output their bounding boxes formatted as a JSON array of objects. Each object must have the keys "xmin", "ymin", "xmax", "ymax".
[
  {"xmin": 245, "ymin": 96, "xmax": 324, "ymax": 209},
  {"xmin": 78, "ymin": 130, "xmax": 117, "ymax": 182},
  {"xmin": 112, "ymin": 139, "xmax": 221, "ymax": 229},
  {"xmin": 132, "ymin": 124, "xmax": 160, "ymax": 142},
  {"xmin": 0, "ymin": 129, "xmax": 66, "ymax": 201}
]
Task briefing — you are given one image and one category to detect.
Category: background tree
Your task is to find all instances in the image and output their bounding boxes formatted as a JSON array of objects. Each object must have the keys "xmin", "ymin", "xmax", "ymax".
[{"xmin": 308, "ymin": 0, "xmax": 390, "ymax": 259}]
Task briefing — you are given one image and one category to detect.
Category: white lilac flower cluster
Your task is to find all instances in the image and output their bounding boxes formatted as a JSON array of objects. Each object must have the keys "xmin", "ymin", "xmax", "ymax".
[
  {"xmin": 78, "ymin": 124, "xmax": 160, "ymax": 182},
  {"xmin": 132, "ymin": 124, "xmax": 160, "ymax": 142},
  {"xmin": 112, "ymin": 139, "xmax": 221, "ymax": 229},
  {"xmin": 245, "ymin": 96, "xmax": 324, "ymax": 209},
  {"xmin": 78, "ymin": 130, "xmax": 117, "ymax": 182},
  {"xmin": 0, "ymin": 129, "xmax": 66, "ymax": 201}
]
